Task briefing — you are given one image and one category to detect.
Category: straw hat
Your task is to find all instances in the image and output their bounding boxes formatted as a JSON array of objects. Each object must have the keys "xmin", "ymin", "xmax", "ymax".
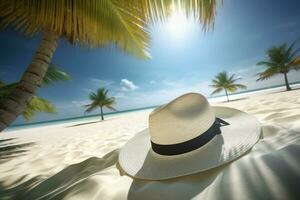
[{"xmin": 119, "ymin": 93, "xmax": 261, "ymax": 180}]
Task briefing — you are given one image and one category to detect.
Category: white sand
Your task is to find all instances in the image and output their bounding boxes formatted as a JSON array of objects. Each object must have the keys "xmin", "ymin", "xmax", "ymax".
[{"xmin": 0, "ymin": 90, "xmax": 300, "ymax": 199}]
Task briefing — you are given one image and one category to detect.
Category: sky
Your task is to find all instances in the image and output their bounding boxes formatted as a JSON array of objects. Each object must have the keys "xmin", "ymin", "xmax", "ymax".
[{"xmin": 1, "ymin": 0, "xmax": 300, "ymax": 124}]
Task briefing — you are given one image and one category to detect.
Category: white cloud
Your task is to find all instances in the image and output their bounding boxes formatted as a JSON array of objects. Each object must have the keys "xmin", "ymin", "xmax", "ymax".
[
  {"xmin": 113, "ymin": 79, "xmax": 212, "ymax": 110},
  {"xmin": 149, "ymin": 80, "xmax": 156, "ymax": 84},
  {"xmin": 120, "ymin": 79, "xmax": 139, "ymax": 91}
]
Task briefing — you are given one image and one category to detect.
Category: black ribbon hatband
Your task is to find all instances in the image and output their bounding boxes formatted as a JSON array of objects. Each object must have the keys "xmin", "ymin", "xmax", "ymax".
[{"xmin": 151, "ymin": 118, "xmax": 229, "ymax": 156}]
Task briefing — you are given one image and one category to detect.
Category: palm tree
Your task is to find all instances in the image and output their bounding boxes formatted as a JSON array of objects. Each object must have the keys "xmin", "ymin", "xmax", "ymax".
[
  {"xmin": 84, "ymin": 88, "xmax": 116, "ymax": 121},
  {"xmin": 256, "ymin": 40, "xmax": 300, "ymax": 91},
  {"xmin": 210, "ymin": 71, "xmax": 247, "ymax": 102},
  {"xmin": 0, "ymin": 0, "xmax": 217, "ymax": 131},
  {"xmin": 0, "ymin": 65, "xmax": 70, "ymax": 121}
]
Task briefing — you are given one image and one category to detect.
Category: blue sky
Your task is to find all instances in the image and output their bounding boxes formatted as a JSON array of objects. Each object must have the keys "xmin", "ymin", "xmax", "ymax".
[{"xmin": 1, "ymin": 0, "xmax": 300, "ymax": 124}]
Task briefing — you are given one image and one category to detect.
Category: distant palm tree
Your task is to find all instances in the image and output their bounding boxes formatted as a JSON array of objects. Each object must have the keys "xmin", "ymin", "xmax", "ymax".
[
  {"xmin": 256, "ymin": 40, "xmax": 300, "ymax": 91},
  {"xmin": 85, "ymin": 88, "xmax": 116, "ymax": 121},
  {"xmin": 0, "ymin": 65, "xmax": 70, "ymax": 121},
  {"xmin": 0, "ymin": 1, "xmax": 217, "ymax": 131},
  {"xmin": 210, "ymin": 71, "xmax": 247, "ymax": 102}
]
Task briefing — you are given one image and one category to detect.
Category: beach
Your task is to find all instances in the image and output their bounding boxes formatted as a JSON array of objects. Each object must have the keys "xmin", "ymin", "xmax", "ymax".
[
  {"xmin": 1, "ymin": 89, "xmax": 300, "ymax": 199},
  {"xmin": 1, "ymin": 0, "xmax": 299, "ymax": 199}
]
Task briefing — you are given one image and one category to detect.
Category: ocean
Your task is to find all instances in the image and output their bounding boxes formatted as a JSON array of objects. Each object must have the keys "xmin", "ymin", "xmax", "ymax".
[{"xmin": 5, "ymin": 82, "xmax": 300, "ymax": 132}]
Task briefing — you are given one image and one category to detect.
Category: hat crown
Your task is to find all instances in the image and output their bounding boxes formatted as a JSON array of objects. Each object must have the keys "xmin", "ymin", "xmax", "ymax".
[{"xmin": 149, "ymin": 93, "xmax": 215, "ymax": 145}]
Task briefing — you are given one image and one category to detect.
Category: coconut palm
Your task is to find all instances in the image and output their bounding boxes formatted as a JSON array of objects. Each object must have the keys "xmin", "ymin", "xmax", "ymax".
[
  {"xmin": 210, "ymin": 71, "xmax": 247, "ymax": 102},
  {"xmin": 256, "ymin": 40, "xmax": 300, "ymax": 91},
  {"xmin": 0, "ymin": 0, "xmax": 217, "ymax": 131},
  {"xmin": 84, "ymin": 88, "xmax": 116, "ymax": 121},
  {"xmin": 0, "ymin": 65, "xmax": 70, "ymax": 121}
]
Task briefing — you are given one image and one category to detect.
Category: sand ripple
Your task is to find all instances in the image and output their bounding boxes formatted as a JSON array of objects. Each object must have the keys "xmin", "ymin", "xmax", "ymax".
[{"xmin": 1, "ymin": 90, "xmax": 300, "ymax": 199}]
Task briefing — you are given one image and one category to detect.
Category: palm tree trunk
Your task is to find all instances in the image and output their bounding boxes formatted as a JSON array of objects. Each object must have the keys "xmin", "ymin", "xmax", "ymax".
[
  {"xmin": 100, "ymin": 106, "xmax": 104, "ymax": 121},
  {"xmin": 0, "ymin": 31, "xmax": 58, "ymax": 131},
  {"xmin": 224, "ymin": 88, "xmax": 229, "ymax": 102},
  {"xmin": 283, "ymin": 73, "xmax": 291, "ymax": 91}
]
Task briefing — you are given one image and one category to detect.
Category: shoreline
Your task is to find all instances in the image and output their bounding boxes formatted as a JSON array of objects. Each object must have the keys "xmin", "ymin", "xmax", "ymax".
[{"xmin": 6, "ymin": 82, "xmax": 300, "ymax": 132}]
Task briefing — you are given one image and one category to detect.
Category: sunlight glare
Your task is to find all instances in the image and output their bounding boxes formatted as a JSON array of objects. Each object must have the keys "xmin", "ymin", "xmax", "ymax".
[{"xmin": 165, "ymin": 4, "xmax": 197, "ymax": 41}]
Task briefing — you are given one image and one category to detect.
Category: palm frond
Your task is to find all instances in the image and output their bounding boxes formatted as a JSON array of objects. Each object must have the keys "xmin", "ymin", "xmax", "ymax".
[
  {"xmin": 226, "ymin": 86, "xmax": 237, "ymax": 93},
  {"xmin": 228, "ymin": 74, "xmax": 242, "ymax": 83},
  {"xmin": 210, "ymin": 87, "xmax": 223, "ymax": 96},
  {"xmin": 211, "ymin": 79, "xmax": 220, "ymax": 85},
  {"xmin": 228, "ymin": 74, "xmax": 235, "ymax": 80},
  {"xmin": 232, "ymin": 84, "xmax": 247, "ymax": 89},
  {"xmin": 256, "ymin": 64, "xmax": 281, "ymax": 81},
  {"xmin": 0, "ymin": 0, "xmax": 149, "ymax": 57},
  {"xmin": 89, "ymin": 92, "xmax": 97, "ymax": 101},
  {"xmin": 209, "ymin": 84, "xmax": 219, "ymax": 88},
  {"xmin": 256, "ymin": 61, "xmax": 277, "ymax": 67},
  {"xmin": 286, "ymin": 38, "xmax": 300, "ymax": 61},
  {"xmin": 289, "ymin": 56, "xmax": 300, "ymax": 70},
  {"xmin": 0, "ymin": 0, "xmax": 217, "ymax": 58},
  {"xmin": 256, "ymin": 71, "xmax": 278, "ymax": 81},
  {"xmin": 126, "ymin": 0, "xmax": 218, "ymax": 28},
  {"xmin": 256, "ymin": 74, "xmax": 269, "ymax": 81},
  {"xmin": 106, "ymin": 105, "xmax": 117, "ymax": 111},
  {"xmin": 288, "ymin": 47, "xmax": 300, "ymax": 62},
  {"xmin": 42, "ymin": 64, "xmax": 71, "ymax": 85},
  {"xmin": 84, "ymin": 103, "xmax": 98, "ymax": 113},
  {"xmin": 23, "ymin": 96, "xmax": 56, "ymax": 121}
]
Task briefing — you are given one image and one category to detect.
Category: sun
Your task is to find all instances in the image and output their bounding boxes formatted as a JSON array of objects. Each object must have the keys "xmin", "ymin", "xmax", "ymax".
[{"xmin": 164, "ymin": 5, "xmax": 197, "ymax": 40}]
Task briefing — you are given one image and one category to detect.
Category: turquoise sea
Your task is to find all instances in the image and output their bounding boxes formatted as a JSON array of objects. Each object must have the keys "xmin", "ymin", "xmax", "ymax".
[
  {"xmin": 6, "ymin": 81, "xmax": 300, "ymax": 132},
  {"xmin": 6, "ymin": 105, "xmax": 157, "ymax": 132}
]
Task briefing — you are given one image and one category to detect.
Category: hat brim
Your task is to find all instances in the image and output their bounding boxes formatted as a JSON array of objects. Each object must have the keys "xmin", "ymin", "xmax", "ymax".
[{"xmin": 119, "ymin": 106, "xmax": 261, "ymax": 180}]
